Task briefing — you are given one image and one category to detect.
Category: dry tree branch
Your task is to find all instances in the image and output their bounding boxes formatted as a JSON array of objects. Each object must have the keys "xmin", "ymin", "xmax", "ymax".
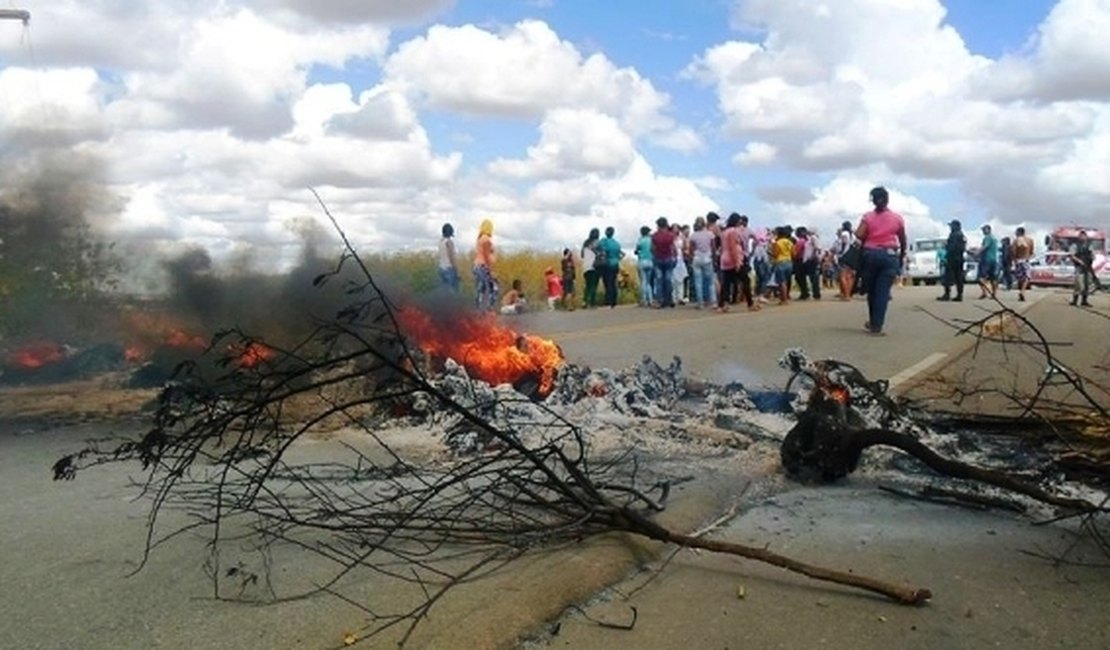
[{"xmin": 53, "ymin": 198, "xmax": 936, "ymax": 647}]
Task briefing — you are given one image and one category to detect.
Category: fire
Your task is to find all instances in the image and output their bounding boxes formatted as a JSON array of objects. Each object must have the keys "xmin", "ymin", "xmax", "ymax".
[
  {"xmin": 165, "ymin": 329, "xmax": 207, "ymax": 349},
  {"xmin": 824, "ymin": 383, "xmax": 851, "ymax": 406},
  {"xmin": 235, "ymin": 341, "xmax": 275, "ymax": 368},
  {"xmin": 7, "ymin": 341, "xmax": 66, "ymax": 369},
  {"xmin": 397, "ymin": 307, "xmax": 564, "ymax": 397}
]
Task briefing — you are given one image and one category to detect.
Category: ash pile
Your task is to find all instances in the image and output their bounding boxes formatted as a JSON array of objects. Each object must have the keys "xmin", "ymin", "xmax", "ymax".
[{"xmin": 380, "ymin": 349, "xmax": 1107, "ymax": 517}]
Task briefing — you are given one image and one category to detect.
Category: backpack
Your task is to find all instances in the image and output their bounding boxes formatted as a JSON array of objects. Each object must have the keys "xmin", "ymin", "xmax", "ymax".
[{"xmin": 592, "ymin": 243, "xmax": 608, "ymax": 269}]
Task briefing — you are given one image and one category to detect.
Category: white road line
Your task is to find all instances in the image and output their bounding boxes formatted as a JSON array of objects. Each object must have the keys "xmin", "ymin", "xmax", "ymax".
[{"xmin": 889, "ymin": 352, "xmax": 949, "ymax": 389}]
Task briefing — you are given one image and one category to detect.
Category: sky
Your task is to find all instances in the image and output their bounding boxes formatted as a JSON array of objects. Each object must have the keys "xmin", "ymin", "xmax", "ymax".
[{"xmin": 2, "ymin": 0, "xmax": 1108, "ymax": 272}]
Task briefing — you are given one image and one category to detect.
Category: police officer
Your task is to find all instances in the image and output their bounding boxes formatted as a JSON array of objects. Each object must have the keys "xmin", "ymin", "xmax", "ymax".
[{"xmin": 937, "ymin": 219, "xmax": 967, "ymax": 302}]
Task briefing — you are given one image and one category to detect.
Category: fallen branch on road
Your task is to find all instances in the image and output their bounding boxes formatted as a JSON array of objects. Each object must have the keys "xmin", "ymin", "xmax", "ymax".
[{"xmin": 52, "ymin": 200, "xmax": 933, "ymax": 648}]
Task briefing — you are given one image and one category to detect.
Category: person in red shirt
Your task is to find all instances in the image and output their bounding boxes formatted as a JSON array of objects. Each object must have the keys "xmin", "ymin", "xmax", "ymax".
[
  {"xmin": 650, "ymin": 217, "xmax": 677, "ymax": 308},
  {"xmin": 544, "ymin": 268, "xmax": 563, "ymax": 310}
]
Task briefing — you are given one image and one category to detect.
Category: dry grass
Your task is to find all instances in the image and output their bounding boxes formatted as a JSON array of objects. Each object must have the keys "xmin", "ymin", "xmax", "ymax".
[{"xmin": 366, "ymin": 248, "xmax": 641, "ymax": 310}]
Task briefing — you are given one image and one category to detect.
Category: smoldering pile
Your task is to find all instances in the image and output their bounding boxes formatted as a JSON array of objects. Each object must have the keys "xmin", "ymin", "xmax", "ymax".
[{"xmin": 371, "ymin": 347, "xmax": 1107, "ymax": 516}]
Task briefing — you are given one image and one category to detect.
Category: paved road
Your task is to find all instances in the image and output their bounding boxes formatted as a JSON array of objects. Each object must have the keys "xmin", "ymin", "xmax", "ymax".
[
  {"xmin": 1, "ymin": 284, "xmax": 1104, "ymax": 650},
  {"xmin": 519, "ymin": 284, "xmax": 1107, "ymax": 400}
]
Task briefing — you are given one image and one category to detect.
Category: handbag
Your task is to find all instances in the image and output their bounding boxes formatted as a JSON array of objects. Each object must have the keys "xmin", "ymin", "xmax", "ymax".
[{"xmin": 839, "ymin": 243, "xmax": 861, "ymax": 271}]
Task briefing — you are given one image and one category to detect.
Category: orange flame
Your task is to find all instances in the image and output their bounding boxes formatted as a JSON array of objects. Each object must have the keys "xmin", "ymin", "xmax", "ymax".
[
  {"xmin": 7, "ymin": 341, "xmax": 66, "ymax": 369},
  {"xmin": 124, "ymin": 345, "xmax": 145, "ymax": 363},
  {"xmin": 165, "ymin": 329, "xmax": 207, "ymax": 349},
  {"xmin": 396, "ymin": 308, "xmax": 564, "ymax": 397},
  {"xmin": 824, "ymin": 383, "xmax": 851, "ymax": 405},
  {"xmin": 235, "ymin": 341, "xmax": 275, "ymax": 368}
]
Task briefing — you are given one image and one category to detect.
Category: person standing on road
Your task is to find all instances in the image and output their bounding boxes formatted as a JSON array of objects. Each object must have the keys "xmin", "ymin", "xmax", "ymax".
[
  {"xmin": 937, "ymin": 220, "xmax": 967, "ymax": 302},
  {"xmin": 473, "ymin": 219, "xmax": 498, "ymax": 311},
  {"xmin": 671, "ymin": 224, "xmax": 689, "ymax": 305},
  {"xmin": 770, "ymin": 226, "xmax": 795, "ymax": 305},
  {"xmin": 1069, "ymin": 229, "xmax": 1094, "ymax": 307},
  {"xmin": 1011, "ymin": 227, "xmax": 1035, "ymax": 302},
  {"xmin": 438, "ymin": 223, "xmax": 460, "ymax": 291},
  {"xmin": 651, "ymin": 217, "xmax": 677, "ymax": 308},
  {"xmin": 634, "ymin": 226, "xmax": 654, "ymax": 306},
  {"xmin": 977, "ymin": 224, "xmax": 1000, "ymax": 299},
  {"xmin": 836, "ymin": 221, "xmax": 857, "ymax": 301},
  {"xmin": 999, "ymin": 236, "xmax": 1014, "ymax": 291},
  {"xmin": 581, "ymin": 228, "xmax": 601, "ymax": 308},
  {"xmin": 717, "ymin": 213, "xmax": 742, "ymax": 312},
  {"xmin": 688, "ymin": 216, "xmax": 717, "ymax": 309},
  {"xmin": 794, "ymin": 227, "xmax": 821, "ymax": 300},
  {"xmin": 855, "ymin": 186, "xmax": 906, "ymax": 335},
  {"xmin": 598, "ymin": 226, "xmax": 624, "ymax": 308},
  {"xmin": 560, "ymin": 248, "xmax": 577, "ymax": 311}
]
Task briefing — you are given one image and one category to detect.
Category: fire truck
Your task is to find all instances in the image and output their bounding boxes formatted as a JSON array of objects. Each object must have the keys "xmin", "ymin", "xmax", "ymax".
[{"xmin": 1029, "ymin": 226, "xmax": 1109, "ymax": 287}]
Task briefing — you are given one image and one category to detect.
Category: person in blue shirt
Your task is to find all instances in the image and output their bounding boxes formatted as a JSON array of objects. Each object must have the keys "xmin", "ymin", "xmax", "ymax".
[
  {"xmin": 634, "ymin": 226, "xmax": 654, "ymax": 306},
  {"xmin": 977, "ymin": 224, "xmax": 1000, "ymax": 299},
  {"xmin": 598, "ymin": 226, "xmax": 625, "ymax": 308}
]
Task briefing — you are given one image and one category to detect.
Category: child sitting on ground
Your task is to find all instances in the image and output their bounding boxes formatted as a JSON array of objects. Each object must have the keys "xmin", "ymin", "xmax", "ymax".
[
  {"xmin": 500, "ymin": 279, "xmax": 527, "ymax": 315},
  {"xmin": 544, "ymin": 268, "xmax": 563, "ymax": 310}
]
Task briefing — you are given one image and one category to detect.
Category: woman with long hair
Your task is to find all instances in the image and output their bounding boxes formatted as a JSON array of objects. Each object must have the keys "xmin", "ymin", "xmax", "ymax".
[
  {"xmin": 581, "ymin": 228, "xmax": 602, "ymax": 308},
  {"xmin": 473, "ymin": 218, "xmax": 498, "ymax": 311},
  {"xmin": 836, "ymin": 220, "xmax": 857, "ymax": 301}
]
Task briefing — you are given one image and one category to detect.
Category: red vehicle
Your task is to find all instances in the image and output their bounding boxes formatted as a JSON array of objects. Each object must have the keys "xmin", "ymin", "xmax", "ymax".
[{"xmin": 1030, "ymin": 226, "xmax": 1108, "ymax": 287}]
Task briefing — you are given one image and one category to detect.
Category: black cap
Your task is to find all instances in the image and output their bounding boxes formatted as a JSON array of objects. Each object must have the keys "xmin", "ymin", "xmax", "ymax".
[{"xmin": 948, "ymin": 219, "xmax": 961, "ymax": 228}]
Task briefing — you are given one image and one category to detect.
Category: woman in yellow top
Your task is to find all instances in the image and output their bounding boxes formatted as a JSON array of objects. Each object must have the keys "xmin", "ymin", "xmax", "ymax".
[
  {"xmin": 473, "ymin": 219, "xmax": 498, "ymax": 311},
  {"xmin": 770, "ymin": 227, "xmax": 795, "ymax": 304}
]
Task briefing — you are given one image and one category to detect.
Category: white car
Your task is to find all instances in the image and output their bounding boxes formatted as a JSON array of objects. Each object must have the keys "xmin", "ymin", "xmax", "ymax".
[{"xmin": 1028, "ymin": 252, "xmax": 1074, "ymax": 288}]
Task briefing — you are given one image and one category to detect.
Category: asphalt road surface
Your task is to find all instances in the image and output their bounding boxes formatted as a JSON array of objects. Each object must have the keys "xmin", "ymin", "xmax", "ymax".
[
  {"xmin": 520, "ymin": 284, "xmax": 1107, "ymax": 407},
  {"xmin": 1, "ymin": 284, "xmax": 1105, "ymax": 649}
]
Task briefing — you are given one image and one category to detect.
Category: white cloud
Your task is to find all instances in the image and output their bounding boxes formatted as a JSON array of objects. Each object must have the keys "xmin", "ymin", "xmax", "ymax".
[
  {"xmin": 689, "ymin": 0, "xmax": 1110, "ymax": 229},
  {"xmin": 489, "ymin": 109, "xmax": 636, "ymax": 179},
  {"xmin": 384, "ymin": 19, "xmax": 699, "ymax": 150},
  {"xmin": 107, "ymin": 9, "xmax": 388, "ymax": 139},
  {"xmin": 977, "ymin": 0, "xmax": 1110, "ymax": 102},
  {"xmin": 0, "ymin": 67, "xmax": 107, "ymax": 144},
  {"xmin": 5, "ymin": 0, "xmax": 1108, "ymax": 276},
  {"xmin": 757, "ymin": 177, "xmax": 938, "ymax": 242},
  {"xmin": 734, "ymin": 141, "xmax": 777, "ymax": 166}
]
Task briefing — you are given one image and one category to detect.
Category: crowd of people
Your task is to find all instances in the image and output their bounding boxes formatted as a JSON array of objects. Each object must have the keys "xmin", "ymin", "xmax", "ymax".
[{"xmin": 437, "ymin": 187, "xmax": 921, "ymax": 335}]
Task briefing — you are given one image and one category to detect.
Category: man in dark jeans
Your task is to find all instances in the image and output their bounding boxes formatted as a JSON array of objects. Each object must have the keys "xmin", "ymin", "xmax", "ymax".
[
  {"xmin": 1070, "ymin": 229, "xmax": 1095, "ymax": 307},
  {"xmin": 793, "ymin": 227, "xmax": 821, "ymax": 300},
  {"xmin": 651, "ymin": 217, "xmax": 677, "ymax": 308},
  {"xmin": 937, "ymin": 219, "xmax": 967, "ymax": 301}
]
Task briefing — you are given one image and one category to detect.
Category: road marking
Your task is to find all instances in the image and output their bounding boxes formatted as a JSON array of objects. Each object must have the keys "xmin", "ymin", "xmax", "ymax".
[{"xmin": 888, "ymin": 352, "xmax": 948, "ymax": 390}]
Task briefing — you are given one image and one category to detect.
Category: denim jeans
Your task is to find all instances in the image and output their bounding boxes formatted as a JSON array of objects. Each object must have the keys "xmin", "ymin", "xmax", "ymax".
[
  {"xmin": 691, "ymin": 256, "xmax": 716, "ymax": 306},
  {"xmin": 438, "ymin": 266, "xmax": 460, "ymax": 291},
  {"xmin": 653, "ymin": 259, "xmax": 676, "ymax": 307},
  {"xmin": 860, "ymin": 248, "xmax": 900, "ymax": 332},
  {"xmin": 637, "ymin": 262, "xmax": 654, "ymax": 305},
  {"xmin": 473, "ymin": 265, "xmax": 498, "ymax": 311},
  {"xmin": 754, "ymin": 259, "xmax": 770, "ymax": 295}
]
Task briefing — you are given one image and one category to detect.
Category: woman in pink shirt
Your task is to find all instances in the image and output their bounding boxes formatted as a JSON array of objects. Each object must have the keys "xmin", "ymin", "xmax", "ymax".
[{"xmin": 855, "ymin": 187, "xmax": 906, "ymax": 335}]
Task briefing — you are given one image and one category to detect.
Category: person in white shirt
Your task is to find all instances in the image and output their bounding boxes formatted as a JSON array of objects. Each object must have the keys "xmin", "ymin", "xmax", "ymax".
[{"xmin": 438, "ymin": 223, "xmax": 459, "ymax": 291}]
